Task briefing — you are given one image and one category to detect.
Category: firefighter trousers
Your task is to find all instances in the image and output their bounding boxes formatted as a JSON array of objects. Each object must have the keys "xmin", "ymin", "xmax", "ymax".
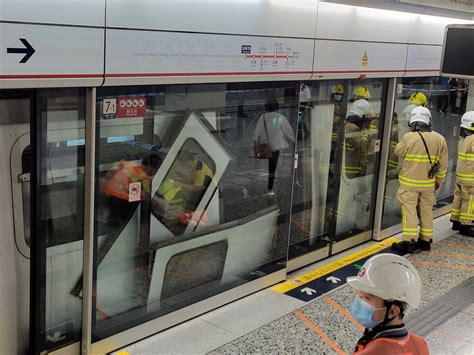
[
  {"xmin": 397, "ymin": 187, "xmax": 435, "ymax": 242},
  {"xmin": 451, "ymin": 183, "xmax": 474, "ymax": 225}
]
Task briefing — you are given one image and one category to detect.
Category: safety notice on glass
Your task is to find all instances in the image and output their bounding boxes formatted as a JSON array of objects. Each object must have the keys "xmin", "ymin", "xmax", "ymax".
[{"xmin": 129, "ymin": 182, "xmax": 141, "ymax": 202}]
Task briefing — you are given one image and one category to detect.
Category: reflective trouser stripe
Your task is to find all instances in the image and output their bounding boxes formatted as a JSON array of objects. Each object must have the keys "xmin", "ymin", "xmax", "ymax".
[
  {"xmin": 452, "ymin": 183, "xmax": 474, "ymax": 225},
  {"xmin": 451, "ymin": 208, "xmax": 461, "ymax": 217},
  {"xmin": 420, "ymin": 228, "xmax": 433, "ymax": 237},
  {"xmin": 452, "ymin": 183, "xmax": 462, "ymax": 222},
  {"xmin": 388, "ymin": 160, "xmax": 398, "ymax": 168}
]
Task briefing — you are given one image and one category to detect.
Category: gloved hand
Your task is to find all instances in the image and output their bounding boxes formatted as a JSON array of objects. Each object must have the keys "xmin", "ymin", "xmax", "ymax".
[{"xmin": 435, "ymin": 182, "xmax": 442, "ymax": 191}]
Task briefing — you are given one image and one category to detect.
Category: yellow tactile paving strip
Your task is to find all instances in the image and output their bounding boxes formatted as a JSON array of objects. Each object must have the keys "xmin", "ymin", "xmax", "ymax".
[{"xmin": 272, "ymin": 236, "xmax": 401, "ymax": 294}]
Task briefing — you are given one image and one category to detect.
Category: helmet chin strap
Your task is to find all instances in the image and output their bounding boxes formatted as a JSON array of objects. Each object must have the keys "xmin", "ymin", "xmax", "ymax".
[
  {"xmin": 381, "ymin": 301, "xmax": 396, "ymax": 326},
  {"xmin": 461, "ymin": 127, "xmax": 474, "ymax": 137}
]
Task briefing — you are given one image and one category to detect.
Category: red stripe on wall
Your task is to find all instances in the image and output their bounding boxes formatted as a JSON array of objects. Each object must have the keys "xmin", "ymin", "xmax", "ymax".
[
  {"xmin": 0, "ymin": 69, "xmax": 439, "ymax": 80},
  {"xmin": 0, "ymin": 74, "xmax": 103, "ymax": 79}
]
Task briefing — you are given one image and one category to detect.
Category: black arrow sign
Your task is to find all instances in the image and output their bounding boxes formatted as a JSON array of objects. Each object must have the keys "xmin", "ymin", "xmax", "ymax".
[{"xmin": 7, "ymin": 38, "xmax": 35, "ymax": 63}]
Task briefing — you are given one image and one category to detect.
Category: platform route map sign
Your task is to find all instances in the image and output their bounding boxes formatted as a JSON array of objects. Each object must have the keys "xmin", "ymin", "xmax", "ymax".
[
  {"xmin": 106, "ymin": 30, "xmax": 313, "ymax": 76},
  {"xmin": 273, "ymin": 237, "xmax": 403, "ymax": 302}
]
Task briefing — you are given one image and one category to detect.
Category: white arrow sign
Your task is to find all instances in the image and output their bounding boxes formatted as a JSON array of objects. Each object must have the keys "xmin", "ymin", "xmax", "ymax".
[
  {"xmin": 326, "ymin": 276, "xmax": 342, "ymax": 284},
  {"xmin": 301, "ymin": 287, "xmax": 317, "ymax": 296},
  {"xmin": 46, "ymin": 332, "xmax": 66, "ymax": 343}
]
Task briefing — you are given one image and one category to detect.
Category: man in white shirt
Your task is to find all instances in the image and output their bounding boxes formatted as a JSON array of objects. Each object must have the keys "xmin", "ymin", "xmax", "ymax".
[{"xmin": 254, "ymin": 98, "xmax": 295, "ymax": 196}]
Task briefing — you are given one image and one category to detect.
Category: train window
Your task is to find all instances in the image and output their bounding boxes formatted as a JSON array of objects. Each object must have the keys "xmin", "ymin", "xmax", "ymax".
[
  {"xmin": 161, "ymin": 240, "xmax": 227, "ymax": 301},
  {"xmin": 152, "ymin": 139, "xmax": 216, "ymax": 235},
  {"xmin": 382, "ymin": 77, "xmax": 472, "ymax": 230},
  {"xmin": 93, "ymin": 82, "xmax": 298, "ymax": 340},
  {"xmin": 21, "ymin": 146, "xmax": 31, "ymax": 246}
]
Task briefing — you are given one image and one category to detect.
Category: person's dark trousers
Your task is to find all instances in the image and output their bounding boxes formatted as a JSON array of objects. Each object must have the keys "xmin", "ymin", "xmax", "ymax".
[{"xmin": 268, "ymin": 150, "xmax": 280, "ymax": 190}]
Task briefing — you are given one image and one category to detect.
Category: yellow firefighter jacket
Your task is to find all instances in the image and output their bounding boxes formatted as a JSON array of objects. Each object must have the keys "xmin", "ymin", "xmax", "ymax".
[
  {"xmin": 343, "ymin": 121, "xmax": 369, "ymax": 178},
  {"xmin": 395, "ymin": 131, "xmax": 448, "ymax": 191},
  {"xmin": 456, "ymin": 134, "xmax": 474, "ymax": 186}
]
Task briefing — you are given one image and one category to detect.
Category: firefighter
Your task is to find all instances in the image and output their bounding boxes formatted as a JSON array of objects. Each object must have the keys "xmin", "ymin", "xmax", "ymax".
[
  {"xmin": 392, "ymin": 106, "xmax": 448, "ymax": 253},
  {"xmin": 347, "ymin": 254, "xmax": 429, "ymax": 355},
  {"xmin": 353, "ymin": 86, "xmax": 371, "ymax": 101},
  {"xmin": 343, "ymin": 99, "xmax": 372, "ymax": 178},
  {"xmin": 331, "ymin": 84, "xmax": 345, "ymax": 143},
  {"xmin": 400, "ymin": 92, "xmax": 427, "ymax": 139},
  {"xmin": 450, "ymin": 111, "xmax": 474, "ymax": 237}
]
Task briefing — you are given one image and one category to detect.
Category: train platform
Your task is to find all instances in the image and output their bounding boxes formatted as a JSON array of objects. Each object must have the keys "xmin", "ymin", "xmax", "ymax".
[{"xmin": 117, "ymin": 214, "xmax": 474, "ymax": 355}]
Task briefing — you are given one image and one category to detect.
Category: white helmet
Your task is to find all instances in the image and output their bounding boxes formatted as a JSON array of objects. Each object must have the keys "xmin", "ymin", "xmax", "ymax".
[
  {"xmin": 460, "ymin": 111, "xmax": 474, "ymax": 130},
  {"xmin": 409, "ymin": 106, "xmax": 431, "ymax": 126},
  {"xmin": 347, "ymin": 254, "xmax": 421, "ymax": 309},
  {"xmin": 348, "ymin": 99, "xmax": 371, "ymax": 118}
]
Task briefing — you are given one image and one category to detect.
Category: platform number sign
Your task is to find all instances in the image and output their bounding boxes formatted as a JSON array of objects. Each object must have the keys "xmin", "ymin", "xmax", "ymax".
[{"xmin": 102, "ymin": 98, "xmax": 117, "ymax": 120}]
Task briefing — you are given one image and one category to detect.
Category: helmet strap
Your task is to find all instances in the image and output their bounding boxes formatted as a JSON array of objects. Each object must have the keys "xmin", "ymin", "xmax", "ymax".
[
  {"xmin": 461, "ymin": 127, "xmax": 473, "ymax": 137},
  {"xmin": 380, "ymin": 300, "xmax": 405, "ymax": 327}
]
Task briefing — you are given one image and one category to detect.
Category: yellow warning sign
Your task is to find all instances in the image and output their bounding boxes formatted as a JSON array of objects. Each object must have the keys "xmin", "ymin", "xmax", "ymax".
[
  {"xmin": 272, "ymin": 237, "xmax": 400, "ymax": 294},
  {"xmin": 361, "ymin": 51, "xmax": 369, "ymax": 67}
]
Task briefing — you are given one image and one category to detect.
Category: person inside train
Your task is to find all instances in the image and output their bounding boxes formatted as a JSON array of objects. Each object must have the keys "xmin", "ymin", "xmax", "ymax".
[
  {"xmin": 331, "ymin": 84, "xmax": 345, "ymax": 129},
  {"xmin": 352, "ymin": 86, "xmax": 371, "ymax": 102},
  {"xmin": 347, "ymin": 253, "xmax": 429, "ymax": 355},
  {"xmin": 98, "ymin": 158, "xmax": 152, "ymax": 224},
  {"xmin": 343, "ymin": 98, "xmax": 372, "ymax": 178},
  {"xmin": 254, "ymin": 97, "xmax": 295, "ymax": 196},
  {"xmin": 151, "ymin": 150, "xmax": 214, "ymax": 223},
  {"xmin": 450, "ymin": 111, "xmax": 474, "ymax": 237},
  {"xmin": 392, "ymin": 106, "xmax": 448, "ymax": 254}
]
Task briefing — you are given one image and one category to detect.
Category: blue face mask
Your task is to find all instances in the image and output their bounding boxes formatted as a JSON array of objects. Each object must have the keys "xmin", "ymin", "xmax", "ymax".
[{"xmin": 351, "ymin": 297, "xmax": 386, "ymax": 329}]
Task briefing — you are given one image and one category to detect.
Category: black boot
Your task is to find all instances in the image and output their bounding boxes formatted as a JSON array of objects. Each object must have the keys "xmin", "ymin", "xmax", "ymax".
[
  {"xmin": 451, "ymin": 220, "xmax": 461, "ymax": 231},
  {"xmin": 392, "ymin": 240, "xmax": 418, "ymax": 254},
  {"xmin": 459, "ymin": 225, "xmax": 474, "ymax": 237},
  {"xmin": 417, "ymin": 239, "xmax": 432, "ymax": 251}
]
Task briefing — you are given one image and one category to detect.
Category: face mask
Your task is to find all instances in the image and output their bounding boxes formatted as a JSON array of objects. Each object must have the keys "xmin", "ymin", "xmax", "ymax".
[
  {"xmin": 334, "ymin": 94, "xmax": 343, "ymax": 102},
  {"xmin": 351, "ymin": 297, "xmax": 386, "ymax": 329}
]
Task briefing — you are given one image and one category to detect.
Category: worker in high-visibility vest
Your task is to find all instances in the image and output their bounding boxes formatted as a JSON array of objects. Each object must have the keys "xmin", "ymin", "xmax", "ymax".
[
  {"xmin": 347, "ymin": 254, "xmax": 429, "ymax": 355},
  {"xmin": 152, "ymin": 150, "xmax": 214, "ymax": 220},
  {"xmin": 450, "ymin": 111, "xmax": 474, "ymax": 237},
  {"xmin": 392, "ymin": 107, "xmax": 448, "ymax": 253}
]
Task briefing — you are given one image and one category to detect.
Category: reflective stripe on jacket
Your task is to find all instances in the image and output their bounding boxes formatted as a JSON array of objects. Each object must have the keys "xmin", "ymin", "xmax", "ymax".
[
  {"xmin": 456, "ymin": 135, "xmax": 474, "ymax": 186},
  {"xmin": 344, "ymin": 121, "xmax": 368, "ymax": 177},
  {"xmin": 395, "ymin": 131, "xmax": 448, "ymax": 190},
  {"xmin": 355, "ymin": 332, "xmax": 429, "ymax": 355}
]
